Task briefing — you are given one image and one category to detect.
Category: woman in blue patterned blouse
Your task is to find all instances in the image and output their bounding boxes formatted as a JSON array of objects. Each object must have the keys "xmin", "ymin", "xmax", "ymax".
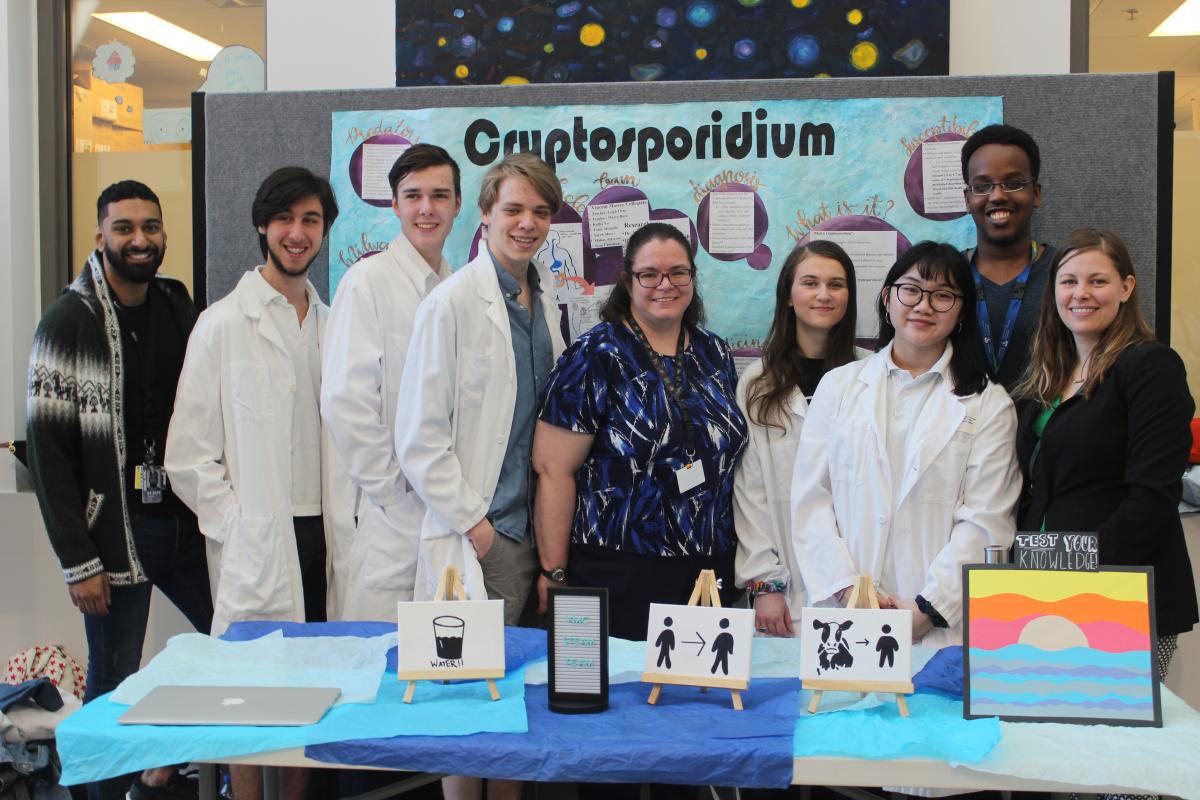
[{"xmin": 532, "ymin": 222, "xmax": 748, "ymax": 640}]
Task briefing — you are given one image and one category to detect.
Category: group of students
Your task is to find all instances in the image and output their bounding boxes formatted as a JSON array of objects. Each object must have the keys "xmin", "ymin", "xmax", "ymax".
[{"xmin": 25, "ymin": 123, "xmax": 1198, "ymax": 800}]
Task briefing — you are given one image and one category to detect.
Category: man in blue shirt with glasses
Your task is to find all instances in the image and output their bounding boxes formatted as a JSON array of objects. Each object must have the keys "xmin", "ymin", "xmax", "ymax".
[{"xmin": 960, "ymin": 124, "xmax": 1057, "ymax": 393}]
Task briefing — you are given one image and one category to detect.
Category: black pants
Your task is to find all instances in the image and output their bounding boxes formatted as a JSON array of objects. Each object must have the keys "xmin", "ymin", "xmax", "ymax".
[
  {"xmin": 567, "ymin": 543, "xmax": 739, "ymax": 641},
  {"xmin": 293, "ymin": 515, "xmax": 327, "ymax": 623}
]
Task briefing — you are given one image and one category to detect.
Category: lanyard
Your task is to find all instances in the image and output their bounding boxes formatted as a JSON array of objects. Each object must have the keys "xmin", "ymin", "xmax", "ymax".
[
  {"xmin": 971, "ymin": 240, "xmax": 1038, "ymax": 374},
  {"xmin": 626, "ymin": 317, "xmax": 697, "ymax": 453}
]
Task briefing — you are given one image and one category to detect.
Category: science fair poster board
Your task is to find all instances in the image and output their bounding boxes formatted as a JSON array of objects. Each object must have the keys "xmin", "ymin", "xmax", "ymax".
[
  {"xmin": 964, "ymin": 565, "xmax": 1161, "ymax": 727},
  {"xmin": 328, "ymin": 95, "xmax": 1001, "ymax": 349}
]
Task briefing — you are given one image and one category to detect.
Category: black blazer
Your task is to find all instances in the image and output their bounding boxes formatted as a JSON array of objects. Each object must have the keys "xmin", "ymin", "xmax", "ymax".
[{"xmin": 1016, "ymin": 341, "xmax": 1198, "ymax": 636}]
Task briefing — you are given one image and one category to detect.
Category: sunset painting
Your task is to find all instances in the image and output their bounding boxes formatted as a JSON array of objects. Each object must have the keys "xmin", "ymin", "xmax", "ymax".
[{"xmin": 964, "ymin": 566, "xmax": 1161, "ymax": 726}]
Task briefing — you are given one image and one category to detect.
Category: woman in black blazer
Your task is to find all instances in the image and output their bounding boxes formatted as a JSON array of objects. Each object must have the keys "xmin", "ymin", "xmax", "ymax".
[{"xmin": 1014, "ymin": 227, "xmax": 1197, "ymax": 679}]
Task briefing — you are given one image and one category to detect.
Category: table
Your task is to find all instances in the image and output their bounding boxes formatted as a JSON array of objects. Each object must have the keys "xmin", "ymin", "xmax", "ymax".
[{"xmin": 65, "ymin": 621, "xmax": 1200, "ymax": 799}]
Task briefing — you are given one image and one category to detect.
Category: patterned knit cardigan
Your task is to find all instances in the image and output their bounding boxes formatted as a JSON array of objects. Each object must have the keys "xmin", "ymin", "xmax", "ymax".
[{"xmin": 26, "ymin": 252, "xmax": 196, "ymax": 586}]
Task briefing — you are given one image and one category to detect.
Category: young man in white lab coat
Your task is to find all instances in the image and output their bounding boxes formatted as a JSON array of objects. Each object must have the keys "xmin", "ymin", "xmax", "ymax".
[
  {"xmin": 321, "ymin": 144, "xmax": 462, "ymax": 620},
  {"xmin": 397, "ymin": 149, "xmax": 567, "ymax": 800},
  {"xmin": 165, "ymin": 167, "xmax": 354, "ymax": 800}
]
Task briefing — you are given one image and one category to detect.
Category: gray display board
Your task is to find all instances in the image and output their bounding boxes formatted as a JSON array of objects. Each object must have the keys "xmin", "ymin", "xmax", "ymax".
[{"xmin": 199, "ymin": 73, "xmax": 1171, "ymax": 333}]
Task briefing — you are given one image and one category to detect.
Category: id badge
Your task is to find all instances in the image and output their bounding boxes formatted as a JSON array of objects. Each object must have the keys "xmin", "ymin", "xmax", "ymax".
[
  {"xmin": 675, "ymin": 460, "xmax": 705, "ymax": 494},
  {"xmin": 140, "ymin": 464, "xmax": 166, "ymax": 504}
]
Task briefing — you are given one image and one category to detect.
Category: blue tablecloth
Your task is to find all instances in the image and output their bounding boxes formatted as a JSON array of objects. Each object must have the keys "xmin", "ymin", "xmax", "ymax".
[{"xmin": 308, "ymin": 678, "xmax": 801, "ymax": 788}]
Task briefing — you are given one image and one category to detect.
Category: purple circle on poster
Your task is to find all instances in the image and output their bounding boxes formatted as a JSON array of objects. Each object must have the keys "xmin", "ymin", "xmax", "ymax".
[
  {"xmin": 348, "ymin": 133, "xmax": 411, "ymax": 208},
  {"xmin": 903, "ymin": 132, "xmax": 968, "ymax": 221},
  {"xmin": 581, "ymin": 186, "xmax": 649, "ymax": 286},
  {"xmin": 695, "ymin": 183, "xmax": 772, "ymax": 270},
  {"xmin": 797, "ymin": 214, "xmax": 912, "ymax": 256},
  {"xmin": 576, "ymin": 189, "xmax": 699, "ymax": 287}
]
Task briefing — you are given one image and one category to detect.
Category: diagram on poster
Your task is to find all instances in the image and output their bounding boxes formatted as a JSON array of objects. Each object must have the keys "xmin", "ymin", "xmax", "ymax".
[
  {"xmin": 642, "ymin": 604, "xmax": 754, "ymax": 686},
  {"xmin": 799, "ymin": 607, "xmax": 913, "ymax": 683},
  {"xmin": 539, "ymin": 223, "xmax": 585, "ymax": 304},
  {"xmin": 396, "ymin": 599, "xmax": 505, "ymax": 680}
]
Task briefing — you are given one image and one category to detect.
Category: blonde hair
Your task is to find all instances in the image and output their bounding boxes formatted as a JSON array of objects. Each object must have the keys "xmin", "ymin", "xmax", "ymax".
[
  {"xmin": 476, "ymin": 152, "xmax": 563, "ymax": 216},
  {"xmin": 1014, "ymin": 227, "xmax": 1153, "ymax": 404}
]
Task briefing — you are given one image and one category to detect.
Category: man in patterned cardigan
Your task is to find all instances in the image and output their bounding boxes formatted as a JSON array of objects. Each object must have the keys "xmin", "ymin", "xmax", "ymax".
[{"xmin": 26, "ymin": 180, "xmax": 212, "ymax": 800}]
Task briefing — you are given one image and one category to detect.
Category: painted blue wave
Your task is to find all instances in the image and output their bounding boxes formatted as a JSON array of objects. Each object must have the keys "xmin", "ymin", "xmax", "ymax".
[
  {"xmin": 968, "ymin": 645, "xmax": 1151, "ymax": 669},
  {"xmin": 971, "ymin": 671, "xmax": 1151, "ymax": 687},
  {"xmin": 969, "ymin": 663, "xmax": 1148, "ymax": 680},
  {"xmin": 970, "ymin": 691, "xmax": 1152, "ymax": 707}
]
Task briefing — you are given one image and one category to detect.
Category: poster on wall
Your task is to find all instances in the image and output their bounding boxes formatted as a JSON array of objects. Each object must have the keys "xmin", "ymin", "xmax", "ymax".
[{"xmin": 329, "ymin": 95, "xmax": 1000, "ymax": 349}]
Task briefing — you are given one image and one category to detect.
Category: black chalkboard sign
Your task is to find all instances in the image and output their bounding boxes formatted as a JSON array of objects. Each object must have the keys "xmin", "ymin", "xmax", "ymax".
[
  {"xmin": 1013, "ymin": 531, "xmax": 1099, "ymax": 571},
  {"xmin": 547, "ymin": 587, "xmax": 609, "ymax": 714}
]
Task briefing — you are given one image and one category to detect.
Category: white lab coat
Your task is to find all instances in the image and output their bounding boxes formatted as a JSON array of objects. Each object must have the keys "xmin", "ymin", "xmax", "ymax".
[
  {"xmin": 166, "ymin": 271, "xmax": 356, "ymax": 635},
  {"xmin": 394, "ymin": 251, "xmax": 566, "ymax": 602},
  {"xmin": 789, "ymin": 342, "xmax": 1019, "ymax": 649},
  {"xmin": 320, "ymin": 234, "xmax": 452, "ymax": 620},
  {"xmin": 733, "ymin": 349, "xmax": 870, "ymax": 625}
]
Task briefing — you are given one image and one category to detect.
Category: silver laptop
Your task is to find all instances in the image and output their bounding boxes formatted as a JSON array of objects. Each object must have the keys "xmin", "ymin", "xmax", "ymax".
[{"xmin": 118, "ymin": 685, "xmax": 341, "ymax": 726}]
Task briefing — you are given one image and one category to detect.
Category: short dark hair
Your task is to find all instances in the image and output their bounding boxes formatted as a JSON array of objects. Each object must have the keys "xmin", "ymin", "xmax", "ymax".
[
  {"xmin": 599, "ymin": 222, "xmax": 706, "ymax": 328},
  {"xmin": 875, "ymin": 241, "xmax": 989, "ymax": 397},
  {"xmin": 960, "ymin": 124, "xmax": 1042, "ymax": 183},
  {"xmin": 387, "ymin": 143, "xmax": 461, "ymax": 199},
  {"xmin": 251, "ymin": 167, "xmax": 339, "ymax": 258},
  {"xmin": 97, "ymin": 180, "xmax": 161, "ymax": 223}
]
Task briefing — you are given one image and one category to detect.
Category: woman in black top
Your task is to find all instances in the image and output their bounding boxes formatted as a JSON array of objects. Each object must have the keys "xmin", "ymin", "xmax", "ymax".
[{"xmin": 1014, "ymin": 227, "xmax": 1197, "ymax": 677}]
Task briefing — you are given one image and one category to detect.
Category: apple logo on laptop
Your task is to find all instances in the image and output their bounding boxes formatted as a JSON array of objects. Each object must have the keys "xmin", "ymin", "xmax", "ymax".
[{"xmin": 221, "ymin": 697, "xmax": 246, "ymax": 706}]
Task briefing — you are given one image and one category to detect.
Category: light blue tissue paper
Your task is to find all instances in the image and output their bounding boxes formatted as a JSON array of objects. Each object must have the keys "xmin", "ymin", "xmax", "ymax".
[
  {"xmin": 794, "ymin": 691, "xmax": 999, "ymax": 762},
  {"xmin": 110, "ymin": 631, "xmax": 396, "ymax": 706},
  {"xmin": 59, "ymin": 667, "xmax": 527, "ymax": 785}
]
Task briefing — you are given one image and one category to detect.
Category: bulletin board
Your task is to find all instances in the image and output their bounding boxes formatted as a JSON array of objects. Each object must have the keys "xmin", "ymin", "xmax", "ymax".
[{"xmin": 195, "ymin": 72, "xmax": 1173, "ymax": 342}]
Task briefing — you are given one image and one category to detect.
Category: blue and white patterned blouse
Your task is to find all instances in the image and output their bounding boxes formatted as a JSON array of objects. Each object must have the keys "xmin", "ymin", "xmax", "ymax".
[{"xmin": 539, "ymin": 321, "xmax": 748, "ymax": 556}]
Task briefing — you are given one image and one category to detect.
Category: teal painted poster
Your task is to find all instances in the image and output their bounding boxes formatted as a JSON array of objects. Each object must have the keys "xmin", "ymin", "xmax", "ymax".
[{"xmin": 329, "ymin": 95, "xmax": 1001, "ymax": 348}]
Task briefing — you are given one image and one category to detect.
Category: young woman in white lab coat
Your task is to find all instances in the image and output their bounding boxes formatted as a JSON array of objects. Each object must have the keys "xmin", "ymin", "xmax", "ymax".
[
  {"xmin": 790, "ymin": 241, "xmax": 1020, "ymax": 649},
  {"xmin": 733, "ymin": 239, "xmax": 867, "ymax": 637}
]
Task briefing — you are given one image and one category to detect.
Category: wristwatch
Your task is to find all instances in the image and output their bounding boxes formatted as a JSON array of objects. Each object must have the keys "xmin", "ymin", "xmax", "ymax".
[{"xmin": 541, "ymin": 567, "xmax": 567, "ymax": 583}]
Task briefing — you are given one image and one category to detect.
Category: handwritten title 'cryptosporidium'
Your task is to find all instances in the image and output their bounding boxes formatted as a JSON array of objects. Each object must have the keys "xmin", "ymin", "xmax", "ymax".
[{"xmin": 464, "ymin": 109, "xmax": 836, "ymax": 174}]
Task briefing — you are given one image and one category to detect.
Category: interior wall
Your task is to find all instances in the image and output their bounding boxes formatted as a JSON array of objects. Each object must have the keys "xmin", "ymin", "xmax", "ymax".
[
  {"xmin": 265, "ymin": 0, "xmax": 393, "ymax": 90},
  {"xmin": 949, "ymin": 0, "xmax": 1073, "ymax": 75}
]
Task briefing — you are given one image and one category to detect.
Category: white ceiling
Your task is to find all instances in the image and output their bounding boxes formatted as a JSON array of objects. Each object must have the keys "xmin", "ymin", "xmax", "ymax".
[{"xmin": 1090, "ymin": 0, "xmax": 1200, "ymax": 130}]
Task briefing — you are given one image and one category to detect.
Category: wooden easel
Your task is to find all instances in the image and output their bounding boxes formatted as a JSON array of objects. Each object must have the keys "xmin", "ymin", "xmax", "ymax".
[
  {"xmin": 805, "ymin": 574, "xmax": 912, "ymax": 717},
  {"xmin": 645, "ymin": 569, "xmax": 746, "ymax": 710},
  {"xmin": 401, "ymin": 565, "xmax": 501, "ymax": 704}
]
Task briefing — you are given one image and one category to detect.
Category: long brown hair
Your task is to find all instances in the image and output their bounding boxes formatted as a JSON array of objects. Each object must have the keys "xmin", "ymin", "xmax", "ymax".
[
  {"xmin": 745, "ymin": 240, "xmax": 858, "ymax": 432},
  {"xmin": 1014, "ymin": 227, "xmax": 1153, "ymax": 404}
]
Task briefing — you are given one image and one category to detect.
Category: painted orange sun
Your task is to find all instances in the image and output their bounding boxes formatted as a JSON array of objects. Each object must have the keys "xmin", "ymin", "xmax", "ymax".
[{"xmin": 1017, "ymin": 615, "xmax": 1090, "ymax": 651}]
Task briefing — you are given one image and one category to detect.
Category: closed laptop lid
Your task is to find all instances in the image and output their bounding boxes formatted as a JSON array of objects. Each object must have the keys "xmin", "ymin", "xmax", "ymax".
[{"xmin": 118, "ymin": 685, "xmax": 340, "ymax": 727}]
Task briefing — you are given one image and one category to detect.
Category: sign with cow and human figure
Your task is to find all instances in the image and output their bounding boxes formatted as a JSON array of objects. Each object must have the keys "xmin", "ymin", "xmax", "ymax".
[
  {"xmin": 799, "ymin": 577, "xmax": 916, "ymax": 715},
  {"xmin": 800, "ymin": 607, "xmax": 913, "ymax": 682}
]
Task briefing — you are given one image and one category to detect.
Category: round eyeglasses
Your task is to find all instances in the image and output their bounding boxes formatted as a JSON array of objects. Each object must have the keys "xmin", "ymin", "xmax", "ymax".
[
  {"xmin": 889, "ymin": 282, "xmax": 962, "ymax": 312},
  {"xmin": 633, "ymin": 269, "xmax": 694, "ymax": 289}
]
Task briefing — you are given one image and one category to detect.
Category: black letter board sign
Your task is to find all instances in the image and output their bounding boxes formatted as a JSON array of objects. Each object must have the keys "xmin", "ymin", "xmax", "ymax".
[
  {"xmin": 1013, "ymin": 531, "xmax": 1099, "ymax": 571},
  {"xmin": 547, "ymin": 587, "xmax": 609, "ymax": 714}
]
